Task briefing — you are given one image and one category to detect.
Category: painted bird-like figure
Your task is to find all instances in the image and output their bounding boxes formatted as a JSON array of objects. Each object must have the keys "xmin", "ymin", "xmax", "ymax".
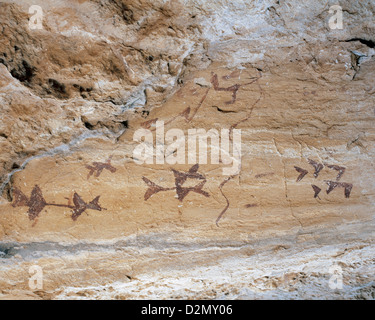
[
  {"xmin": 86, "ymin": 156, "xmax": 117, "ymax": 179},
  {"xmin": 12, "ymin": 185, "xmax": 47, "ymax": 221},
  {"xmin": 172, "ymin": 164, "xmax": 210, "ymax": 202},
  {"xmin": 294, "ymin": 166, "xmax": 308, "ymax": 182},
  {"xmin": 12, "ymin": 185, "xmax": 105, "ymax": 222},
  {"xmin": 71, "ymin": 193, "xmax": 105, "ymax": 221},
  {"xmin": 326, "ymin": 164, "xmax": 346, "ymax": 181},
  {"xmin": 308, "ymin": 159, "xmax": 324, "ymax": 178},
  {"xmin": 312, "ymin": 185, "xmax": 322, "ymax": 199},
  {"xmin": 325, "ymin": 181, "xmax": 353, "ymax": 198}
]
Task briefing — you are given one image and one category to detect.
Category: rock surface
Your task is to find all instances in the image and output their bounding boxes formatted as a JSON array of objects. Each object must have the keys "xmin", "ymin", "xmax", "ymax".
[{"xmin": 0, "ymin": 0, "xmax": 374, "ymax": 300}]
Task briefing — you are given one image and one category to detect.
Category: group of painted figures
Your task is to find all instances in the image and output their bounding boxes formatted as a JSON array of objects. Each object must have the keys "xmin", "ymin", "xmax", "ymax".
[{"xmin": 10, "ymin": 71, "xmax": 353, "ymax": 225}]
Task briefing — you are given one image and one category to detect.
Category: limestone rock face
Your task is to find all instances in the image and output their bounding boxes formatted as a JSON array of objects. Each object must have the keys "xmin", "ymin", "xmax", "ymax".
[{"xmin": 0, "ymin": 0, "xmax": 374, "ymax": 300}]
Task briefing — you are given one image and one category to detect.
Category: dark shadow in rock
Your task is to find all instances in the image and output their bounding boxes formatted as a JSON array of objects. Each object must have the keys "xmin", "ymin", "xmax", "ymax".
[{"xmin": 10, "ymin": 60, "xmax": 35, "ymax": 83}]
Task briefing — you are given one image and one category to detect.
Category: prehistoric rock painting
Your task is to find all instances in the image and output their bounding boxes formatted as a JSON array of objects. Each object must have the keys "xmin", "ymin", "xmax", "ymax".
[
  {"xmin": 142, "ymin": 164, "xmax": 210, "ymax": 202},
  {"xmin": 211, "ymin": 73, "xmax": 241, "ymax": 105},
  {"xmin": 325, "ymin": 181, "xmax": 353, "ymax": 199},
  {"xmin": 13, "ymin": 185, "xmax": 46, "ymax": 221},
  {"xmin": 216, "ymin": 174, "xmax": 236, "ymax": 226},
  {"xmin": 211, "ymin": 70, "xmax": 264, "ymax": 224},
  {"xmin": 211, "ymin": 71, "xmax": 261, "ymax": 105},
  {"xmin": 172, "ymin": 164, "xmax": 210, "ymax": 201},
  {"xmin": 141, "ymin": 68, "xmax": 264, "ymax": 136},
  {"xmin": 142, "ymin": 177, "xmax": 176, "ymax": 201},
  {"xmin": 71, "ymin": 193, "xmax": 105, "ymax": 221},
  {"xmin": 141, "ymin": 88, "xmax": 211, "ymax": 131},
  {"xmin": 139, "ymin": 70, "xmax": 265, "ymax": 226},
  {"xmin": 307, "ymin": 159, "xmax": 324, "ymax": 178},
  {"xmin": 245, "ymin": 204, "xmax": 258, "ymax": 208},
  {"xmin": 141, "ymin": 118, "xmax": 159, "ymax": 130},
  {"xmin": 86, "ymin": 156, "xmax": 117, "ymax": 179},
  {"xmin": 326, "ymin": 164, "xmax": 346, "ymax": 181},
  {"xmin": 12, "ymin": 185, "xmax": 105, "ymax": 222},
  {"xmin": 294, "ymin": 166, "xmax": 308, "ymax": 182},
  {"xmin": 255, "ymin": 172, "xmax": 275, "ymax": 179},
  {"xmin": 311, "ymin": 185, "xmax": 322, "ymax": 199},
  {"xmin": 13, "ymin": 70, "xmax": 265, "ymax": 227},
  {"xmin": 294, "ymin": 159, "xmax": 353, "ymax": 199},
  {"xmin": 228, "ymin": 70, "xmax": 264, "ymax": 138},
  {"xmin": 142, "ymin": 164, "xmax": 247, "ymax": 226}
]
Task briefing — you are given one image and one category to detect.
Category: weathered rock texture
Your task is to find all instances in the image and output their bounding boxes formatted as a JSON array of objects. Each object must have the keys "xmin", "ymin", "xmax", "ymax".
[{"xmin": 0, "ymin": 0, "xmax": 374, "ymax": 299}]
